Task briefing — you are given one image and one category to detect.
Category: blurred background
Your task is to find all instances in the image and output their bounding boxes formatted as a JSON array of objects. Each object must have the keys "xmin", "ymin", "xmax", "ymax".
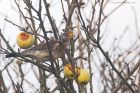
[{"xmin": 0, "ymin": 0, "xmax": 139, "ymax": 93}]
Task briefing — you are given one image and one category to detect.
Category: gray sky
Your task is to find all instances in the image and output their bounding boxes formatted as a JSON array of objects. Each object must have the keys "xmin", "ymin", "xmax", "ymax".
[{"xmin": 0, "ymin": 0, "xmax": 139, "ymax": 93}]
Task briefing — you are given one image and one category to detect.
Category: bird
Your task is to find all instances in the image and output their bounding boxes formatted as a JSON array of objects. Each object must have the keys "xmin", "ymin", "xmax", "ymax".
[{"xmin": 5, "ymin": 31, "xmax": 73, "ymax": 61}]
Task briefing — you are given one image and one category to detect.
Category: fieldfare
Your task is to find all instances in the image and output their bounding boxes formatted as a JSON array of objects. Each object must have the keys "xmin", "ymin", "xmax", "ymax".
[{"xmin": 5, "ymin": 31, "xmax": 73, "ymax": 61}]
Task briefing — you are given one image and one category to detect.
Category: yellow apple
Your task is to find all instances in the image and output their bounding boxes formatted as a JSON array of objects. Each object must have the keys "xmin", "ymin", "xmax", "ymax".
[
  {"xmin": 64, "ymin": 63, "xmax": 80, "ymax": 79},
  {"xmin": 17, "ymin": 32, "xmax": 34, "ymax": 49},
  {"xmin": 65, "ymin": 31, "xmax": 73, "ymax": 39},
  {"xmin": 67, "ymin": 31, "xmax": 73, "ymax": 39},
  {"xmin": 78, "ymin": 69, "xmax": 90, "ymax": 85}
]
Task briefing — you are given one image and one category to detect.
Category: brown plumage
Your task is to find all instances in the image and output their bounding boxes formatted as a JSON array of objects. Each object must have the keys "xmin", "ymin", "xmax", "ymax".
[
  {"xmin": 5, "ymin": 31, "xmax": 73, "ymax": 61},
  {"xmin": 6, "ymin": 40, "xmax": 65, "ymax": 61}
]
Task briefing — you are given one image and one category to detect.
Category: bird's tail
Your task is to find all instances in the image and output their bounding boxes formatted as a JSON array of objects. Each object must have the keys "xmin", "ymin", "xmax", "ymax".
[{"xmin": 5, "ymin": 53, "xmax": 18, "ymax": 58}]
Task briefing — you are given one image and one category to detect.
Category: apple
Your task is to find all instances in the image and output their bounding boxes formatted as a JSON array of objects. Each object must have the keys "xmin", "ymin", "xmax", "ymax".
[
  {"xmin": 67, "ymin": 31, "xmax": 73, "ymax": 39},
  {"xmin": 17, "ymin": 32, "xmax": 34, "ymax": 49},
  {"xmin": 77, "ymin": 69, "xmax": 90, "ymax": 85},
  {"xmin": 64, "ymin": 63, "xmax": 80, "ymax": 79}
]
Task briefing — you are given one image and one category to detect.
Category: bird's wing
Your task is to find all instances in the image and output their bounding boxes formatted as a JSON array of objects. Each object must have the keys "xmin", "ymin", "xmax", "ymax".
[{"xmin": 21, "ymin": 40, "xmax": 61, "ymax": 55}]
